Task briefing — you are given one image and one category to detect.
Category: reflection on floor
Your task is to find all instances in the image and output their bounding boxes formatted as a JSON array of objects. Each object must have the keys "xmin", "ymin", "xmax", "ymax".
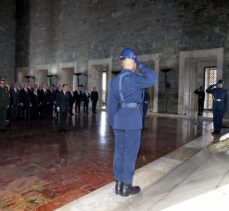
[{"xmin": 0, "ymin": 112, "xmax": 203, "ymax": 211}]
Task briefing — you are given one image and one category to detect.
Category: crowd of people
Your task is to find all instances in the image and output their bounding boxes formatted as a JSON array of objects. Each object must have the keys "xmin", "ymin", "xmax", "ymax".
[{"xmin": 0, "ymin": 76, "xmax": 99, "ymax": 132}]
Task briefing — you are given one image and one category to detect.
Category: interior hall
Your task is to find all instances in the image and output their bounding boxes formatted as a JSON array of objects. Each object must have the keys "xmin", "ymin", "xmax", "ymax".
[{"xmin": 0, "ymin": 0, "xmax": 229, "ymax": 210}]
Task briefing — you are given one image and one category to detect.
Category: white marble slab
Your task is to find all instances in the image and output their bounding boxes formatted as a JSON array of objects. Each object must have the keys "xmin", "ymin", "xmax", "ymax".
[{"xmin": 121, "ymin": 150, "xmax": 229, "ymax": 211}]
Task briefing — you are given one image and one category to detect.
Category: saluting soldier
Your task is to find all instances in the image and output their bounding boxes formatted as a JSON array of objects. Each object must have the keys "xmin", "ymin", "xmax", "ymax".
[
  {"xmin": 206, "ymin": 79, "xmax": 228, "ymax": 134},
  {"xmin": 194, "ymin": 86, "xmax": 205, "ymax": 116},
  {"xmin": 0, "ymin": 77, "xmax": 10, "ymax": 132},
  {"xmin": 108, "ymin": 48, "xmax": 158, "ymax": 197}
]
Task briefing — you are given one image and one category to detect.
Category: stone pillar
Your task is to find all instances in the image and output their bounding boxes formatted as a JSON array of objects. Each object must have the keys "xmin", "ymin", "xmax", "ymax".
[
  {"xmin": 29, "ymin": 0, "xmax": 54, "ymax": 74},
  {"xmin": 0, "ymin": 0, "xmax": 16, "ymax": 83}
]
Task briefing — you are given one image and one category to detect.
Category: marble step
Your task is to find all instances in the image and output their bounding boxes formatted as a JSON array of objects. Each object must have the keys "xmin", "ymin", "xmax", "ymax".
[{"xmin": 55, "ymin": 128, "xmax": 214, "ymax": 211}]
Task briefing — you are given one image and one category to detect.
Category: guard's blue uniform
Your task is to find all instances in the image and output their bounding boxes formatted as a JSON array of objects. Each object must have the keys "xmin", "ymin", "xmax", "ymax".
[
  {"xmin": 108, "ymin": 64, "xmax": 157, "ymax": 185},
  {"xmin": 206, "ymin": 85, "xmax": 227, "ymax": 133}
]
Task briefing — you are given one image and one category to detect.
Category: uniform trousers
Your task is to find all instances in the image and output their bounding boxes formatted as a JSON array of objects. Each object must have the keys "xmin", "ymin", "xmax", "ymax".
[
  {"xmin": 198, "ymin": 99, "xmax": 204, "ymax": 115},
  {"xmin": 113, "ymin": 129, "xmax": 141, "ymax": 185},
  {"xmin": 213, "ymin": 109, "xmax": 224, "ymax": 132},
  {"xmin": 0, "ymin": 106, "xmax": 7, "ymax": 129}
]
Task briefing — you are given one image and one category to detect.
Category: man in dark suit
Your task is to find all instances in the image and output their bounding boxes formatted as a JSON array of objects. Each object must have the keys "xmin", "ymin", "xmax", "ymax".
[
  {"xmin": 91, "ymin": 87, "xmax": 99, "ymax": 114},
  {"xmin": 30, "ymin": 86, "xmax": 39, "ymax": 119},
  {"xmin": 56, "ymin": 84, "xmax": 69, "ymax": 132},
  {"xmin": 73, "ymin": 86, "xmax": 82, "ymax": 115},
  {"xmin": 47, "ymin": 86, "xmax": 55, "ymax": 119},
  {"xmin": 67, "ymin": 91, "xmax": 74, "ymax": 115},
  {"xmin": 19, "ymin": 83, "xmax": 30, "ymax": 120},
  {"xmin": 10, "ymin": 83, "xmax": 20, "ymax": 121},
  {"xmin": 39, "ymin": 84, "xmax": 49, "ymax": 119},
  {"xmin": 82, "ymin": 89, "xmax": 90, "ymax": 114}
]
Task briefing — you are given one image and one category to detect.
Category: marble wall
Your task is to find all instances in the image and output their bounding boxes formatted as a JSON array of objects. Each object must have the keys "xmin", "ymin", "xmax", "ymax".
[
  {"xmin": 0, "ymin": 0, "xmax": 16, "ymax": 83},
  {"xmin": 15, "ymin": 0, "xmax": 229, "ymax": 114}
]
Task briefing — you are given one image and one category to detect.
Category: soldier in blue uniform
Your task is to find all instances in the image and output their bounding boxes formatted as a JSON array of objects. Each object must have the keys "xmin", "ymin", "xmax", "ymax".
[
  {"xmin": 206, "ymin": 79, "xmax": 227, "ymax": 134},
  {"xmin": 108, "ymin": 48, "xmax": 158, "ymax": 197}
]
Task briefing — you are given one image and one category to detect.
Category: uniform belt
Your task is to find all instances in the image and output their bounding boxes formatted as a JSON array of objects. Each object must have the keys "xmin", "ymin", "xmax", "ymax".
[
  {"xmin": 214, "ymin": 99, "xmax": 222, "ymax": 102},
  {"xmin": 120, "ymin": 102, "xmax": 139, "ymax": 108}
]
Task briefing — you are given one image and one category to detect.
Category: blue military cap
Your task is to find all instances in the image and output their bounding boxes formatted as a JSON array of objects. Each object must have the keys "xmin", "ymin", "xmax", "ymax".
[
  {"xmin": 120, "ymin": 48, "xmax": 137, "ymax": 61},
  {"xmin": 217, "ymin": 79, "xmax": 224, "ymax": 84}
]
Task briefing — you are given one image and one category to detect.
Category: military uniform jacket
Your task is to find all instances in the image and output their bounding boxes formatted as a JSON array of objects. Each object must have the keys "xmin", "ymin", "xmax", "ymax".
[
  {"xmin": 108, "ymin": 65, "xmax": 157, "ymax": 130},
  {"xmin": 0, "ymin": 85, "xmax": 9, "ymax": 107},
  {"xmin": 206, "ymin": 85, "xmax": 228, "ymax": 113}
]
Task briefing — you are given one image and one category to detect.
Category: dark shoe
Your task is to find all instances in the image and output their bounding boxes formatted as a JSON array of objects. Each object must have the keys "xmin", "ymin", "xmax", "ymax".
[
  {"xmin": 120, "ymin": 184, "xmax": 141, "ymax": 197},
  {"xmin": 212, "ymin": 130, "xmax": 220, "ymax": 135},
  {"xmin": 115, "ymin": 180, "xmax": 122, "ymax": 195}
]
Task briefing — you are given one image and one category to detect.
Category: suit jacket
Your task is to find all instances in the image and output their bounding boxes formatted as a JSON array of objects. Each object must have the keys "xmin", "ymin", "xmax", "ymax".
[
  {"xmin": 67, "ymin": 91, "xmax": 74, "ymax": 105},
  {"xmin": 73, "ymin": 90, "xmax": 82, "ymax": 103},
  {"xmin": 82, "ymin": 92, "xmax": 90, "ymax": 103},
  {"xmin": 30, "ymin": 92, "xmax": 39, "ymax": 107},
  {"xmin": 39, "ymin": 89, "xmax": 48, "ymax": 104},
  {"xmin": 19, "ymin": 88, "xmax": 30, "ymax": 106},
  {"xmin": 10, "ymin": 88, "xmax": 19, "ymax": 106},
  {"xmin": 91, "ymin": 91, "xmax": 98, "ymax": 102},
  {"xmin": 56, "ymin": 91, "xmax": 69, "ymax": 112}
]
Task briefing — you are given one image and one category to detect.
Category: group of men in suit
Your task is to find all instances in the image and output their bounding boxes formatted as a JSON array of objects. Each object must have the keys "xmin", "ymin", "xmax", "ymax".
[
  {"xmin": 0, "ymin": 78, "xmax": 99, "ymax": 132},
  {"xmin": 8, "ymin": 83, "xmax": 58, "ymax": 121}
]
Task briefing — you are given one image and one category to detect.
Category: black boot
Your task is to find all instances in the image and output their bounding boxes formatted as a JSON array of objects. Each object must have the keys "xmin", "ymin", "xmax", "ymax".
[
  {"xmin": 115, "ymin": 180, "xmax": 122, "ymax": 195},
  {"xmin": 120, "ymin": 183, "xmax": 141, "ymax": 197}
]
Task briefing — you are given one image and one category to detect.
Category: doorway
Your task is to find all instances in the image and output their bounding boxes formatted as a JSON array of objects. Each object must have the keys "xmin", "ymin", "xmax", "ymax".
[
  {"xmin": 60, "ymin": 68, "xmax": 74, "ymax": 91},
  {"xmin": 59, "ymin": 62, "xmax": 77, "ymax": 91},
  {"xmin": 88, "ymin": 58, "xmax": 112, "ymax": 109},
  {"xmin": 17, "ymin": 67, "xmax": 29, "ymax": 83},
  {"xmin": 138, "ymin": 54, "xmax": 160, "ymax": 113},
  {"xmin": 178, "ymin": 48, "xmax": 223, "ymax": 116},
  {"xmin": 36, "ymin": 69, "xmax": 48, "ymax": 84}
]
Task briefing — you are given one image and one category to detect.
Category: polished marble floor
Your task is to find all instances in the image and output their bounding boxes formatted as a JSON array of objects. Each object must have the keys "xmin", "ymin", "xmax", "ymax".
[{"xmin": 0, "ymin": 112, "xmax": 203, "ymax": 211}]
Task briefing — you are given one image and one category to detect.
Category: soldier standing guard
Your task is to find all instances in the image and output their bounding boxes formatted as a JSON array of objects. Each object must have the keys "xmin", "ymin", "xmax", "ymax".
[
  {"xmin": 0, "ymin": 77, "xmax": 10, "ymax": 132},
  {"xmin": 108, "ymin": 48, "xmax": 158, "ymax": 197},
  {"xmin": 194, "ymin": 86, "xmax": 205, "ymax": 116},
  {"xmin": 206, "ymin": 79, "xmax": 227, "ymax": 135}
]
